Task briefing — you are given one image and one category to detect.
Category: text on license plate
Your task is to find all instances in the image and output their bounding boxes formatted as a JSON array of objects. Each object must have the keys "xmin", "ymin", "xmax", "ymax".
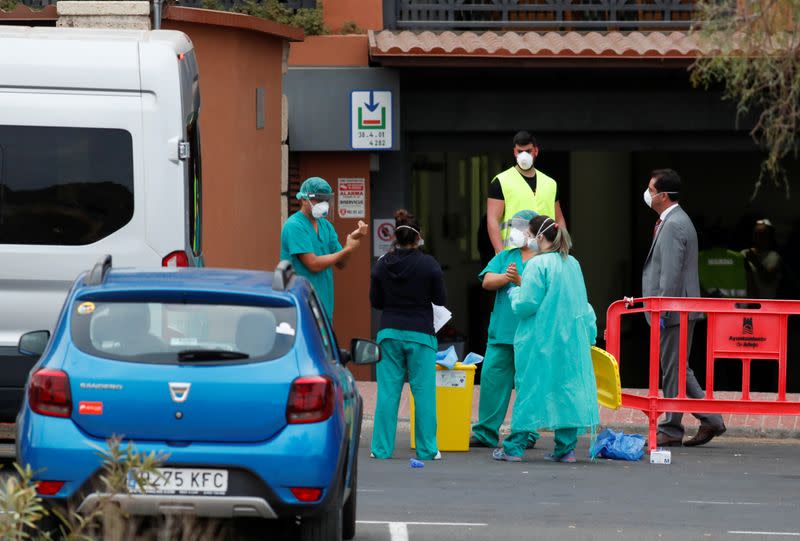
[{"xmin": 128, "ymin": 468, "xmax": 228, "ymax": 495}]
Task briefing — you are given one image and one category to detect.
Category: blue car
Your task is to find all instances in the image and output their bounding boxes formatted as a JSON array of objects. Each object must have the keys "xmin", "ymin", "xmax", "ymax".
[{"xmin": 16, "ymin": 257, "xmax": 379, "ymax": 540}]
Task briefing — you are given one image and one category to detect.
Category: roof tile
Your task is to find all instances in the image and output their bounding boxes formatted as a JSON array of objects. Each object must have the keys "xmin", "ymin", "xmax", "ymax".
[{"xmin": 369, "ymin": 29, "xmax": 712, "ymax": 60}]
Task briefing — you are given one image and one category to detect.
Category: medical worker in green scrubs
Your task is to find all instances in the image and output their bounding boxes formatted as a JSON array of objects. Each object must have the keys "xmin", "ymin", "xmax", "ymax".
[
  {"xmin": 370, "ymin": 209, "xmax": 447, "ymax": 461},
  {"xmin": 280, "ymin": 177, "xmax": 367, "ymax": 319},
  {"xmin": 471, "ymin": 210, "xmax": 541, "ymax": 449}
]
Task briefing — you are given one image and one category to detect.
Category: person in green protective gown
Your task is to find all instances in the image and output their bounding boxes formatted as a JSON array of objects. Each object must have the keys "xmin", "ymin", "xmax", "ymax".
[
  {"xmin": 470, "ymin": 209, "xmax": 540, "ymax": 449},
  {"xmin": 492, "ymin": 215, "xmax": 600, "ymax": 463},
  {"xmin": 370, "ymin": 209, "xmax": 447, "ymax": 461}
]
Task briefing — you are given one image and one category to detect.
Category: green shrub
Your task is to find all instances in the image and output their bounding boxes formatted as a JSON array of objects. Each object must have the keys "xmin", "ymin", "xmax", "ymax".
[
  {"xmin": 0, "ymin": 436, "xmax": 234, "ymax": 540},
  {"xmin": 201, "ymin": 0, "xmax": 328, "ymax": 35}
]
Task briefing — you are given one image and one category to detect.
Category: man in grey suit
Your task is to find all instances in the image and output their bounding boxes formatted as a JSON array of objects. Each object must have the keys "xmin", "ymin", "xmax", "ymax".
[{"xmin": 642, "ymin": 169, "xmax": 726, "ymax": 447}]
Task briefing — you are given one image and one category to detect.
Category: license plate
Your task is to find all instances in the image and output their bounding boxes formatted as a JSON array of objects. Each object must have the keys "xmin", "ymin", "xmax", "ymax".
[{"xmin": 127, "ymin": 468, "xmax": 228, "ymax": 495}]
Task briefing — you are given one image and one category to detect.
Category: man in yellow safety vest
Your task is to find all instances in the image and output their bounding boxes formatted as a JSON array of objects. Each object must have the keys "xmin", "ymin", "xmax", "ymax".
[{"xmin": 487, "ymin": 131, "xmax": 567, "ymax": 254}]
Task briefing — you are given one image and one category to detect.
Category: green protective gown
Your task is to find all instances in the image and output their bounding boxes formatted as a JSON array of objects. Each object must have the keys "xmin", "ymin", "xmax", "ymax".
[
  {"xmin": 370, "ymin": 329, "xmax": 438, "ymax": 460},
  {"xmin": 280, "ymin": 211, "xmax": 342, "ymax": 319},
  {"xmin": 503, "ymin": 252, "xmax": 599, "ymax": 458},
  {"xmin": 471, "ymin": 249, "xmax": 539, "ymax": 448}
]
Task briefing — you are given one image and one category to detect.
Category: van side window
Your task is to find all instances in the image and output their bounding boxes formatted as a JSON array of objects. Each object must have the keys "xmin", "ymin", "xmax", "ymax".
[
  {"xmin": 308, "ymin": 293, "xmax": 336, "ymax": 362},
  {"xmin": 0, "ymin": 125, "xmax": 134, "ymax": 245},
  {"xmin": 186, "ymin": 117, "xmax": 202, "ymax": 258}
]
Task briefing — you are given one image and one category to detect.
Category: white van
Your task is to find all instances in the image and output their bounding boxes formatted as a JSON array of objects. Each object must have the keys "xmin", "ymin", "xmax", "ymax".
[{"xmin": 0, "ymin": 28, "xmax": 203, "ymax": 421}]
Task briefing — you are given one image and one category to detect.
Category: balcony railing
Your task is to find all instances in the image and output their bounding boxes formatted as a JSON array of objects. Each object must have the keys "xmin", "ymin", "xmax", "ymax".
[{"xmin": 385, "ymin": 0, "xmax": 698, "ymax": 31}]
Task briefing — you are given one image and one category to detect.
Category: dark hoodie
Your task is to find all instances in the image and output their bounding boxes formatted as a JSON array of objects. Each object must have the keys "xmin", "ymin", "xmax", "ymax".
[{"xmin": 370, "ymin": 248, "xmax": 447, "ymax": 335}]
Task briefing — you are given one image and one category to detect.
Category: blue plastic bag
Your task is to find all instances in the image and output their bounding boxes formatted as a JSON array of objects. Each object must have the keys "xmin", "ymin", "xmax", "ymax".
[
  {"xmin": 435, "ymin": 346, "xmax": 458, "ymax": 369},
  {"xmin": 590, "ymin": 428, "xmax": 645, "ymax": 461}
]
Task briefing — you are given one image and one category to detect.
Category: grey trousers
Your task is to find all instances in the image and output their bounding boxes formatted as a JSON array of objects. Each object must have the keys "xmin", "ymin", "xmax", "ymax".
[{"xmin": 658, "ymin": 321, "xmax": 725, "ymax": 439}]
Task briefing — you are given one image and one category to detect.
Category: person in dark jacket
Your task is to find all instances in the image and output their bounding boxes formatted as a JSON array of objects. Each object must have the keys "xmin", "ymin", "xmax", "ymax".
[{"xmin": 370, "ymin": 209, "xmax": 447, "ymax": 461}]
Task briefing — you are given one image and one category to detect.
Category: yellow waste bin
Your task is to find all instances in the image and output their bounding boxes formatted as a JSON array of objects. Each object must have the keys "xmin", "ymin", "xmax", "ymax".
[{"xmin": 410, "ymin": 362, "xmax": 477, "ymax": 452}]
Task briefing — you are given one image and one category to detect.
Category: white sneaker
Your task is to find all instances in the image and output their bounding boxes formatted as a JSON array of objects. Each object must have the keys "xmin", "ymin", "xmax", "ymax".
[
  {"xmin": 370, "ymin": 452, "xmax": 376, "ymax": 458},
  {"xmin": 433, "ymin": 451, "xmax": 442, "ymax": 460}
]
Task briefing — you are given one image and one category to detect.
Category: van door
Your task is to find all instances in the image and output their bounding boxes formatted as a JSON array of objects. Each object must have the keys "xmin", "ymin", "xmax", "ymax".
[{"xmin": 0, "ymin": 91, "xmax": 152, "ymax": 418}]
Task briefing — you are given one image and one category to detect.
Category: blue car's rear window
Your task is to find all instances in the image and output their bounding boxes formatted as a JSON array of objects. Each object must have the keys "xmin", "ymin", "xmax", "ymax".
[{"xmin": 70, "ymin": 300, "xmax": 297, "ymax": 364}]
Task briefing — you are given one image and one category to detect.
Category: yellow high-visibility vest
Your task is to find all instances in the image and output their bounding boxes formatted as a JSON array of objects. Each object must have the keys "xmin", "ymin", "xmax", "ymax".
[{"xmin": 495, "ymin": 167, "xmax": 557, "ymax": 249}]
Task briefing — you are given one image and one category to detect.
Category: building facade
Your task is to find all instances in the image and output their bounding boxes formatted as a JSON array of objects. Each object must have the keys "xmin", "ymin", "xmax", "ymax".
[{"xmin": 287, "ymin": 0, "xmax": 800, "ymax": 389}]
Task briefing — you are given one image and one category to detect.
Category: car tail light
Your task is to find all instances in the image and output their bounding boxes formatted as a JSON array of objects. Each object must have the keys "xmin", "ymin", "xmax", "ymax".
[
  {"xmin": 162, "ymin": 250, "xmax": 190, "ymax": 267},
  {"xmin": 287, "ymin": 376, "xmax": 334, "ymax": 424},
  {"xmin": 29, "ymin": 369, "xmax": 72, "ymax": 418},
  {"xmin": 290, "ymin": 487, "xmax": 322, "ymax": 502},
  {"xmin": 36, "ymin": 481, "xmax": 65, "ymax": 496}
]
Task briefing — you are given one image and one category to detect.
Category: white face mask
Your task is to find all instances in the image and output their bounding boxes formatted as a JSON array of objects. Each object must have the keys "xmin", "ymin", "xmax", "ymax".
[
  {"xmin": 508, "ymin": 228, "xmax": 527, "ymax": 248},
  {"xmin": 311, "ymin": 201, "xmax": 329, "ymax": 219},
  {"xmin": 516, "ymin": 151, "xmax": 534, "ymax": 171},
  {"xmin": 643, "ymin": 189, "xmax": 653, "ymax": 208},
  {"xmin": 527, "ymin": 237, "xmax": 540, "ymax": 253}
]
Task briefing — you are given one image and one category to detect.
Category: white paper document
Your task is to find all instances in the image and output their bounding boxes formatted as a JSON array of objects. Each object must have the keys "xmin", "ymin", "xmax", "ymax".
[{"xmin": 432, "ymin": 304, "xmax": 452, "ymax": 333}]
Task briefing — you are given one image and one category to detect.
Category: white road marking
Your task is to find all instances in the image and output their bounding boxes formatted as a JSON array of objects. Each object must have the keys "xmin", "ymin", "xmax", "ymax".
[
  {"xmin": 389, "ymin": 522, "xmax": 409, "ymax": 541},
  {"xmin": 683, "ymin": 500, "xmax": 765, "ymax": 506},
  {"xmin": 729, "ymin": 532, "xmax": 800, "ymax": 537},
  {"xmin": 358, "ymin": 520, "xmax": 488, "ymax": 541},
  {"xmin": 359, "ymin": 489, "xmax": 385, "ymax": 493}
]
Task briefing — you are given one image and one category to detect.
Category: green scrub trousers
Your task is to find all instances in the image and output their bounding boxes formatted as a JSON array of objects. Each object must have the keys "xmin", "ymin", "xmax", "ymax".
[
  {"xmin": 471, "ymin": 344, "xmax": 540, "ymax": 448},
  {"xmin": 371, "ymin": 330, "xmax": 438, "ymax": 460},
  {"xmin": 503, "ymin": 427, "xmax": 578, "ymax": 458}
]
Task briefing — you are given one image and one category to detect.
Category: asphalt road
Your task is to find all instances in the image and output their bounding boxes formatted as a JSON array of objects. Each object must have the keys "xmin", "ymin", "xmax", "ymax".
[
  {"xmin": 353, "ymin": 425, "xmax": 800, "ymax": 541},
  {"xmin": 8, "ymin": 425, "xmax": 799, "ymax": 540}
]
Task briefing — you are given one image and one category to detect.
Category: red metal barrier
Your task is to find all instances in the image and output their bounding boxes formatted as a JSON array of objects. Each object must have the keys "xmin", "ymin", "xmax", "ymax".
[{"xmin": 605, "ymin": 297, "xmax": 800, "ymax": 451}]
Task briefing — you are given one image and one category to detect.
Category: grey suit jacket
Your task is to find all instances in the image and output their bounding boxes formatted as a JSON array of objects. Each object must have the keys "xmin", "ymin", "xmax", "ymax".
[{"xmin": 642, "ymin": 205, "xmax": 701, "ymax": 327}]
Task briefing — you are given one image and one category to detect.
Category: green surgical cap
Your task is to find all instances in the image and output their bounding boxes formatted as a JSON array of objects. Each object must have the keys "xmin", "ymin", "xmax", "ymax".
[
  {"xmin": 512, "ymin": 209, "xmax": 538, "ymax": 222},
  {"xmin": 296, "ymin": 177, "xmax": 333, "ymax": 200}
]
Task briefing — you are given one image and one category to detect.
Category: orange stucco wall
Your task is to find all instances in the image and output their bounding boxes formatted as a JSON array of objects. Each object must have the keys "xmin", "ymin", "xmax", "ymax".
[
  {"xmin": 296, "ymin": 153, "xmax": 373, "ymax": 380},
  {"xmin": 289, "ymin": 35, "xmax": 369, "ymax": 67},
  {"xmin": 163, "ymin": 19, "xmax": 285, "ymax": 270},
  {"xmin": 323, "ymin": 0, "xmax": 382, "ymax": 32}
]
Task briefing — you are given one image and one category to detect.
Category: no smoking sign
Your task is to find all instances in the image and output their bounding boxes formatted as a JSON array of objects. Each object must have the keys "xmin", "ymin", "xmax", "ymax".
[
  {"xmin": 377, "ymin": 223, "xmax": 395, "ymax": 242},
  {"xmin": 373, "ymin": 219, "xmax": 395, "ymax": 258}
]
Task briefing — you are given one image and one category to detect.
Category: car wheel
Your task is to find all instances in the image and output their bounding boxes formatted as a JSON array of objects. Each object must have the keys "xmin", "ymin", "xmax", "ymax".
[
  {"xmin": 342, "ymin": 450, "xmax": 358, "ymax": 540},
  {"xmin": 299, "ymin": 483, "xmax": 343, "ymax": 541}
]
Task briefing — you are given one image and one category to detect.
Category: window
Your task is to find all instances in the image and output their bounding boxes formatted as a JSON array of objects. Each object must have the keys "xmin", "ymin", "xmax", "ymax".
[
  {"xmin": 71, "ymin": 301, "xmax": 297, "ymax": 365},
  {"xmin": 308, "ymin": 293, "xmax": 336, "ymax": 361},
  {"xmin": 187, "ymin": 115, "xmax": 203, "ymax": 258},
  {"xmin": 0, "ymin": 125, "xmax": 134, "ymax": 245}
]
